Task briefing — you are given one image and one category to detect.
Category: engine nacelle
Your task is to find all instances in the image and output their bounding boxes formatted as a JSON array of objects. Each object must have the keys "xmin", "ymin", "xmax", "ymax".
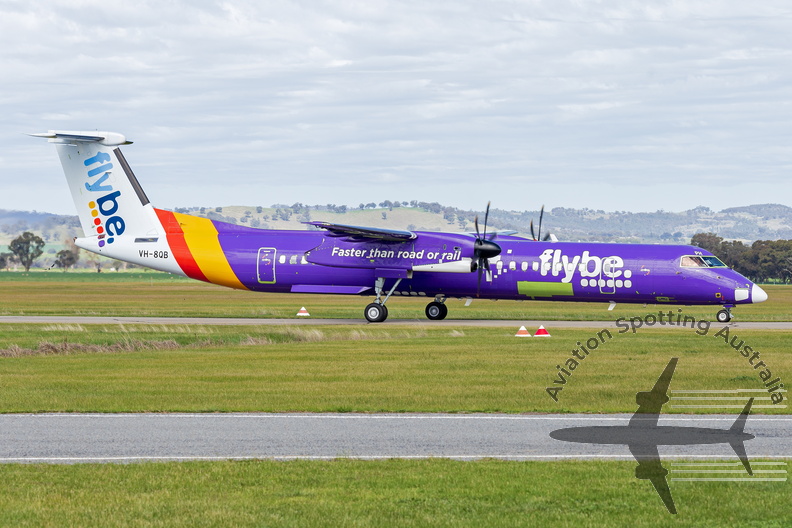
[{"xmin": 413, "ymin": 258, "xmax": 476, "ymax": 273}]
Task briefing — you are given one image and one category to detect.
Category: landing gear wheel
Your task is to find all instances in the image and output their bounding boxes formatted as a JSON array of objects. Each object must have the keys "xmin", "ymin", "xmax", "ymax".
[
  {"xmin": 365, "ymin": 303, "xmax": 388, "ymax": 323},
  {"xmin": 716, "ymin": 309, "xmax": 732, "ymax": 323},
  {"xmin": 425, "ymin": 301, "xmax": 448, "ymax": 321}
]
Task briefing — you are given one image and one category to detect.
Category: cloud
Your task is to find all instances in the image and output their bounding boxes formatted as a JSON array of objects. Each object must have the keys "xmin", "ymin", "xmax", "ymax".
[{"xmin": 1, "ymin": 0, "xmax": 791, "ymax": 214}]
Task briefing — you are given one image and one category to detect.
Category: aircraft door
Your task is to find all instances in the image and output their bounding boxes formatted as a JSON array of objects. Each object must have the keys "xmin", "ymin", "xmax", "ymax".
[
  {"xmin": 257, "ymin": 247, "xmax": 276, "ymax": 284},
  {"xmin": 599, "ymin": 257, "xmax": 618, "ymax": 294}
]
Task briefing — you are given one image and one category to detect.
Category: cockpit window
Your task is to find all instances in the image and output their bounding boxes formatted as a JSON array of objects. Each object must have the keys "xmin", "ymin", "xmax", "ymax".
[
  {"xmin": 700, "ymin": 256, "xmax": 727, "ymax": 267},
  {"xmin": 680, "ymin": 255, "xmax": 727, "ymax": 268},
  {"xmin": 681, "ymin": 256, "xmax": 706, "ymax": 267}
]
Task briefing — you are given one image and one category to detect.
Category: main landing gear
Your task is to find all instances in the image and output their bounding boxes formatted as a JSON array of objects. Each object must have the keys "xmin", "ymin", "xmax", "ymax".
[
  {"xmin": 425, "ymin": 298, "xmax": 448, "ymax": 320},
  {"xmin": 716, "ymin": 307, "xmax": 733, "ymax": 323},
  {"xmin": 363, "ymin": 277, "xmax": 450, "ymax": 323},
  {"xmin": 364, "ymin": 276, "xmax": 402, "ymax": 323}
]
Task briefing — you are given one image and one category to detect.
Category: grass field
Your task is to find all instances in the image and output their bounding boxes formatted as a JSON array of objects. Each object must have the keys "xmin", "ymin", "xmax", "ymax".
[
  {"xmin": 0, "ymin": 324, "xmax": 789, "ymax": 413},
  {"xmin": 0, "ymin": 273, "xmax": 789, "ymax": 526},
  {"xmin": 1, "ymin": 271, "xmax": 790, "ymax": 321},
  {"xmin": 0, "ymin": 459, "xmax": 789, "ymax": 527}
]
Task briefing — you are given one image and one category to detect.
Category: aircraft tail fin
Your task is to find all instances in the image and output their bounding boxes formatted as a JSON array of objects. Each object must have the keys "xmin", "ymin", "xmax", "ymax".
[
  {"xmin": 729, "ymin": 397, "xmax": 755, "ymax": 475},
  {"xmin": 30, "ymin": 130, "xmax": 162, "ymax": 242}
]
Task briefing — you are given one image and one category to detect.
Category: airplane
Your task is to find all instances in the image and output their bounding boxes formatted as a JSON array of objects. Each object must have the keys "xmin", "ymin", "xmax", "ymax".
[
  {"xmin": 32, "ymin": 130, "xmax": 768, "ymax": 323},
  {"xmin": 550, "ymin": 358, "xmax": 756, "ymax": 514}
]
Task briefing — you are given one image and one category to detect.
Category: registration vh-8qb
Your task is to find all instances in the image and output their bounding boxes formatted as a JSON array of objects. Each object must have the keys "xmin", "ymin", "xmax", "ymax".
[{"xmin": 32, "ymin": 130, "xmax": 767, "ymax": 323}]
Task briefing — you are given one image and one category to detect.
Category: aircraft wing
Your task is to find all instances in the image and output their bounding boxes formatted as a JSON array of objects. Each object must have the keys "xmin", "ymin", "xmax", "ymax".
[
  {"xmin": 306, "ymin": 221, "xmax": 417, "ymax": 242},
  {"xmin": 631, "ymin": 358, "xmax": 677, "ymax": 426},
  {"xmin": 646, "ymin": 465, "xmax": 676, "ymax": 515},
  {"xmin": 629, "ymin": 443, "xmax": 677, "ymax": 514},
  {"xmin": 465, "ymin": 230, "xmax": 519, "ymax": 238}
]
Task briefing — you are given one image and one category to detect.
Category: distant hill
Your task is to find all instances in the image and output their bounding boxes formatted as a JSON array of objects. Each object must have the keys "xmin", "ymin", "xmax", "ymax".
[
  {"xmin": 2, "ymin": 203, "xmax": 791, "ymax": 265},
  {"xmin": 0, "ymin": 209, "xmax": 80, "ymax": 245},
  {"xmin": 172, "ymin": 202, "xmax": 792, "ymax": 243},
  {"xmin": 487, "ymin": 204, "xmax": 792, "ymax": 243}
]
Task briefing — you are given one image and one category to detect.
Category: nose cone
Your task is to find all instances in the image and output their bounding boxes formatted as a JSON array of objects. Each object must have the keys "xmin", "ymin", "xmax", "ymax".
[{"xmin": 751, "ymin": 284, "xmax": 768, "ymax": 303}]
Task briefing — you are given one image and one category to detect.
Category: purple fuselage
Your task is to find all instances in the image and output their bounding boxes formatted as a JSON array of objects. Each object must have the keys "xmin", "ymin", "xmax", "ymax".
[{"xmin": 211, "ymin": 221, "xmax": 759, "ymax": 307}]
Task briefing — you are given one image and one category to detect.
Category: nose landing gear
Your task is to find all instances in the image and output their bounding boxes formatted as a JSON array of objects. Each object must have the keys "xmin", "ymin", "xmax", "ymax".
[
  {"xmin": 364, "ymin": 302, "xmax": 388, "ymax": 323},
  {"xmin": 716, "ymin": 307, "xmax": 733, "ymax": 323}
]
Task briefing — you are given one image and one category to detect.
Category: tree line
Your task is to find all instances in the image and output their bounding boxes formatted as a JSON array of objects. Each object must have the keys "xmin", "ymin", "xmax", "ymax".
[
  {"xmin": 691, "ymin": 233, "xmax": 792, "ymax": 283},
  {"xmin": 1, "ymin": 232, "xmax": 79, "ymax": 272}
]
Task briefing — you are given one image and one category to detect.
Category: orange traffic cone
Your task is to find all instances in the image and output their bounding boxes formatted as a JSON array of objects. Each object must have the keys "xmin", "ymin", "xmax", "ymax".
[
  {"xmin": 515, "ymin": 326, "xmax": 532, "ymax": 337},
  {"xmin": 534, "ymin": 325, "xmax": 551, "ymax": 337},
  {"xmin": 296, "ymin": 307, "xmax": 310, "ymax": 317}
]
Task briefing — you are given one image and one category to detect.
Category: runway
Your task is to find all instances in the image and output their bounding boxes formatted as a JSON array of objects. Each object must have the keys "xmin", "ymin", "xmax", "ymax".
[
  {"xmin": 2, "ymin": 316, "xmax": 789, "ymax": 465},
  {"xmin": 0, "ymin": 413, "xmax": 789, "ymax": 463},
  {"xmin": 1, "ymin": 315, "xmax": 792, "ymax": 330}
]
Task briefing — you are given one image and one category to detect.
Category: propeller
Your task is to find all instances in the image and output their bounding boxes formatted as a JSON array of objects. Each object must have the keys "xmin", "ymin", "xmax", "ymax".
[
  {"xmin": 473, "ymin": 201, "xmax": 502, "ymax": 295},
  {"xmin": 530, "ymin": 205, "xmax": 553, "ymax": 242}
]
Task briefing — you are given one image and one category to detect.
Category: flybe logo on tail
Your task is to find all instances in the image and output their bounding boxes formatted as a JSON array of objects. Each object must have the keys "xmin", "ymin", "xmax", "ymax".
[{"xmin": 84, "ymin": 151, "xmax": 125, "ymax": 247}]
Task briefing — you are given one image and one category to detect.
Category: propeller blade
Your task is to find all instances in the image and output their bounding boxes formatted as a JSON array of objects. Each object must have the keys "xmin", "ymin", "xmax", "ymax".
[
  {"xmin": 482, "ymin": 201, "xmax": 491, "ymax": 241},
  {"xmin": 537, "ymin": 205, "xmax": 545, "ymax": 242},
  {"xmin": 530, "ymin": 220, "xmax": 536, "ymax": 241},
  {"xmin": 473, "ymin": 201, "xmax": 501, "ymax": 296}
]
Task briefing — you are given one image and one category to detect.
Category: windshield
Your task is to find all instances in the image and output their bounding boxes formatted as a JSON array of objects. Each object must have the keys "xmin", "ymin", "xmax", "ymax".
[{"xmin": 700, "ymin": 255, "xmax": 727, "ymax": 267}]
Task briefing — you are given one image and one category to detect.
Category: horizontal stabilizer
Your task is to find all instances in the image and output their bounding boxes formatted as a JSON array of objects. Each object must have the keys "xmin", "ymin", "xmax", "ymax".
[
  {"xmin": 730, "ymin": 397, "xmax": 754, "ymax": 434},
  {"xmin": 729, "ymin": 397, "xmax": 755, "ymax": 475},
  {"xmin": 28, "ymin": 130, "xmax": 132, "ymax": 146}
]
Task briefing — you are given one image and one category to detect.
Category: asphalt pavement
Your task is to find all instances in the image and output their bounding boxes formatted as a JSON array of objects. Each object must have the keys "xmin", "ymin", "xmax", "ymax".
[
  {"xmin": 0, "ymin": 413, "xmax": 789, "ymax": 463},
  {"xmin": 2, "ymin": 315, "xmax": 792, "ymax": 329}
]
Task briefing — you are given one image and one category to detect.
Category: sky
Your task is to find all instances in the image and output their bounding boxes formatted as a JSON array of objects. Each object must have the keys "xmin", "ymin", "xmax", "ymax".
[{"xmin": 1, "ymin": 0, "xmax": 791, "ymax": 215}]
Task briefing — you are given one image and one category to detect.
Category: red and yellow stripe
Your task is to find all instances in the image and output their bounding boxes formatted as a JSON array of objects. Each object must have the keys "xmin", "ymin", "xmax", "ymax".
[{"xmin": 155, "ymin": 209, "xmax": 248, "ymax": 290}]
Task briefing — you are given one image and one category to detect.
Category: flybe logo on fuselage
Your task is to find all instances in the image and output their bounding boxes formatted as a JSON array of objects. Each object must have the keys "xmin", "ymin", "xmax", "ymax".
[
  {"xmin": 84, "ymin": 151, "xmax": 125, "ymax": 247},
  {"xmin": 535, "ymin": 248, "xmax": 633, "ymax": 288}
]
